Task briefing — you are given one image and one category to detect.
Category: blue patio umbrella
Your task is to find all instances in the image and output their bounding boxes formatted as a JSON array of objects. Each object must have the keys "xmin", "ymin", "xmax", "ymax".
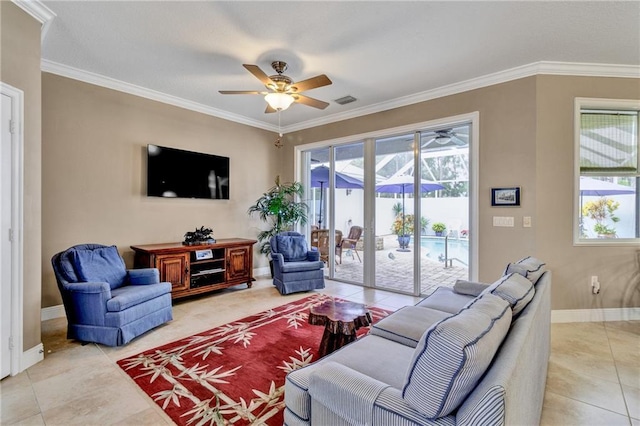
[
  {"xmin": 311, "ymin": 165, "xmax": 364, "ymax": 227},
  {"xmin": 376, "ymin": 174, "xmax": 444, "ymax": 244},
  {"xmin": 579, "ymin": 176, "xmax": 635, "ymax": 196},
  {"xmin": 579, "ymin": 177, "xmax": 635, "ymax": 237}
]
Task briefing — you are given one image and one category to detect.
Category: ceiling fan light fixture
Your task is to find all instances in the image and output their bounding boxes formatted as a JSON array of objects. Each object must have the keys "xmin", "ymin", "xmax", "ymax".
[
  {"xmin": 435, "ymin": 135, "xmax": 451, "ymax": 145},
  {"xmin": 265, "ymin": 92, "xmax": 295, "ymax": 111}
]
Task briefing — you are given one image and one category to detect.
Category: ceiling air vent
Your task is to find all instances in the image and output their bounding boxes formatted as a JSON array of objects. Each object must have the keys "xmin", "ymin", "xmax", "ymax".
[{"xmin": 334, "ymin": 95, "xmax": 357, "ymax": 105}]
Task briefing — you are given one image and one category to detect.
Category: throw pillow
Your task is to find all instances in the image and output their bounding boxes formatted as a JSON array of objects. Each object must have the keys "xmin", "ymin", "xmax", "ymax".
[
  {"xmin": 504, "ymin": 256, "xmax": 546, "ymax": 284},
  {"xmin": 275, "ymin": 235, "xmax": 308, "ymax": 262},
  {"xmin": 72, "ymin": 245, "xmax": 127, "ymax": 290},
  {"xmin": 482, "ymin": 272, "xmax": 535, "ymax": 315},
  {"xmin": 452, "ymin": 280, "xmax": 490, "ymax": 297},
  {"xmin": 402, "ymin": 294, "xmax": 512, "ymax": 419}
]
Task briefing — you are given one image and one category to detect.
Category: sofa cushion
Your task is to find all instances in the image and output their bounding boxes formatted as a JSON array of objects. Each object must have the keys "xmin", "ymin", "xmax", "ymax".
[
  {"xmin": 505, "ymin": 256, "xmax": 546, "ymax": 285},
  {"xmin": 72, "ymin": 245, "xmax": 127, "ymax": 290},
  {"xmin": 276, "ymin": 235, "xmax": 308, "ymax": 262},
  {"xmin": 106, "ymin": 282, "xmax": 171, "ymax": 312},
  {"xmin": 281, "ymin": 260, "xmax": 325, "ymax": 273},
  {"xmin": 482, "ymin": 272, "xmax": 535, "ymax": 316},
  {"xmin": 415, "ymin": 286, "xmax": 474, "ymax": 314},
  {"xmin": 370, "ymin": 306, "xmax": 452, "ymax": 348},
  {"xmin": 402, "ymin": 294, "xmax": 512, "ymax": 418}
]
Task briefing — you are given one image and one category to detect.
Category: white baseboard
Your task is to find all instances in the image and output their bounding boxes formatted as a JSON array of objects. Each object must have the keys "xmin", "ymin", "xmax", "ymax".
[
  {"xmin": 551, "ymin": 308, "xmax": 640, "ymax": 323},
  {"xmin": 41, "ymin": 304, "xmax": 66, "ymax": 321},
  {"xmin": 253, "ymin": 266, "xmax": 271, "ymax": 278},
  {"xmin": 21, "ymin": 343, "xmax": 44, "ymax": 371}
]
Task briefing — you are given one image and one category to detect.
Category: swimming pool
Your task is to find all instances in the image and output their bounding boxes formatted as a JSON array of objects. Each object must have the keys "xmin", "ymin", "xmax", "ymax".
[{"xmin": 417, "ymin": 237, "xmax": 469, "ymax": 266}]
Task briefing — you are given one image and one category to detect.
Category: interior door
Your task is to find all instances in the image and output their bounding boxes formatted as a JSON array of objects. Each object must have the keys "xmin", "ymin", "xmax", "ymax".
[{"xmin": 1, "ymin": 92, "xmax": 13, "ymax": 379}]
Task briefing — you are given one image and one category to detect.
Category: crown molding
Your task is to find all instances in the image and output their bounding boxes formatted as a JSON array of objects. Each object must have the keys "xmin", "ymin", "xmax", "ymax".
[
  {"xmin": 40, "ymin": 58, "xmax": 639, "ymax": 134},
  {"xmin": 12, "ymin": 0, "xmax": 56, "ymax": 42},
  {"xmin": 283, "ymin": 61, "xmax": 640, "ymax": 133},
  {"xmin": 41, "ymin": 60, "xmax": 277, "ymax": 132}
]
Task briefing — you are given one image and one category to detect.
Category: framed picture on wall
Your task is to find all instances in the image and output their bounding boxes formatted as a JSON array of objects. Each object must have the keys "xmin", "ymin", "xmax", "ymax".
[{"xmin": 491, "ymin": 187, "xmax": 520, "ymax": 207}]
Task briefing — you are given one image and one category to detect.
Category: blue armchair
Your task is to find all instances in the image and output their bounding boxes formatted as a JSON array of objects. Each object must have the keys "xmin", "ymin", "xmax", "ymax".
[
  {"xmin": 270, "ymin": 232, "xmax": 325, "ymax": 295},
  {"xmin": 51, "ymin": 244, "xmax": 173, "ymax": 346}
]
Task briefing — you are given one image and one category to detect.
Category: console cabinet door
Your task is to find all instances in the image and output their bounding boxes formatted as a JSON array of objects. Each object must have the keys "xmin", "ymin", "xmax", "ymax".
[
  {"xmin": 157, "ymin": 253, "xmax": 190, "ymax": 292},
  {"xmin": 226, "ymin": 246, "xmax": 250, "ymax": 282}
]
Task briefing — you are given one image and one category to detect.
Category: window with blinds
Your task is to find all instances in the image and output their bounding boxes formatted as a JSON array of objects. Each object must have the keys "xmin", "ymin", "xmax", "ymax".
[{"xmin": 575, "ymin": 100, "xmax": 639, "ymax": 244}]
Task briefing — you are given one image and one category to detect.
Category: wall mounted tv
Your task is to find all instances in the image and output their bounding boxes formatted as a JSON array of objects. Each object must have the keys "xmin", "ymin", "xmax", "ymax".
[{"xmin": 147, "ymin": 144, "xmax": 229, "ymax": 200}]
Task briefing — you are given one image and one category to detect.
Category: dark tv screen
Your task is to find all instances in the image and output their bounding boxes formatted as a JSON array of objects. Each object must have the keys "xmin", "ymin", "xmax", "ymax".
[{"xmin": 147, "ymin": 144, "xmax": 229, "ymax": 199}]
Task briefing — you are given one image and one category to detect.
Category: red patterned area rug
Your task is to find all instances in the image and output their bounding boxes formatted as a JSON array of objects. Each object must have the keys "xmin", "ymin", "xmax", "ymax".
[{"xmin": 117, "ymin": 294, "xmax": 391, "ymax": 425}]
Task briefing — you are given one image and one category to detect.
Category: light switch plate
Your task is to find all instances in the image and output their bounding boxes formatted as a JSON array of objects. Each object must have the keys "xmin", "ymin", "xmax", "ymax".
[{"xmin": 493, "ymin": 216, "xmax": 515, "ymax": 227}]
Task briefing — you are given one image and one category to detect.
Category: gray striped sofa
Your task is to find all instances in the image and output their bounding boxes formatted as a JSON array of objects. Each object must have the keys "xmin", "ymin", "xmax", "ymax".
[{"xmin": 284, "ymin": 266, "xmax": 551, "ymax": 425}]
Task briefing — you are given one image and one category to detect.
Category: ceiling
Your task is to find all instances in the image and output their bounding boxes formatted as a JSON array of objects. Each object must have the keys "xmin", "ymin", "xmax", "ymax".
[{"xmin": 38, "ymin": 1, "xmax": 640, "ymax": 133}]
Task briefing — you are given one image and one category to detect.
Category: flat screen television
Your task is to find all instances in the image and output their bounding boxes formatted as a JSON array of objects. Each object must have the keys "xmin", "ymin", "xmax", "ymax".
[{"xmin": 147, "ymin": 144, "xmax": 229, "ymax": 199}]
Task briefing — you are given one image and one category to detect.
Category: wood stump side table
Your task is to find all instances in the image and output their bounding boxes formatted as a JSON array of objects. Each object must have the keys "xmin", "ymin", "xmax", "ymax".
[{"xmin": 308, "ymin": 300, "xmax": 372, "ymax": 357}]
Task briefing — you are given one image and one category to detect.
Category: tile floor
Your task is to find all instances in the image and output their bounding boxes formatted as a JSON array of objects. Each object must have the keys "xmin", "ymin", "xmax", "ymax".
[{"xmin": 1, "ymin": 277, "xmax": 638, "ymax": 425}]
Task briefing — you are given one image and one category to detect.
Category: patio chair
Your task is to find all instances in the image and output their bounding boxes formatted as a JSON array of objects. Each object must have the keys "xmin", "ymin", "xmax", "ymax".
[
  {"xmin": 336, "ymin": 225, "xmax": 363, "ymax": 264},
  {"xmin": 310, "ymin": 229, "xmax": 343, "ymax": 264}
]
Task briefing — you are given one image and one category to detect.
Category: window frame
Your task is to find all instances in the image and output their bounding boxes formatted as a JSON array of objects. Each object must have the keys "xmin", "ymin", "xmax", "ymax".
[{"xmin": 574, "ymin": 97, "xmax": 640, "ymax": 246}]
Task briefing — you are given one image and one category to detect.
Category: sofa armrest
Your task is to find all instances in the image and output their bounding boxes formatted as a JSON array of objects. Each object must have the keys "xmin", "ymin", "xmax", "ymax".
[
  {"xmin": 307, "ymin": 250, "xmax": 320, "ymax": 262},
  {"xmin": 271, "ymin": 252, "xmax": 285, "ymax": 271},
  {"xmin": 128, "ymin": 268, "xmax": 160, "ymax": 285},
  {"xmin": 64, "ymin": 281, "xmax": 111, "ymax": 294},
  {"xmin": 309, "ymin": 362, "xmax": 388, "ymax": 425},
  {"xmin": 63, "ymin": 282, "xmax": 111, "ymax": 326},
  {"xmin": 453, "ymin": 279, "xmax": 490, "ymax": 296}
]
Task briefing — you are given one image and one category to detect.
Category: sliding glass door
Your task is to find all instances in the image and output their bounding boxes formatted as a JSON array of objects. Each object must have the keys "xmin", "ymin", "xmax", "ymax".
[{"xmin": 300, "ymin": 118, "xmax": 473, "ymax": 296}]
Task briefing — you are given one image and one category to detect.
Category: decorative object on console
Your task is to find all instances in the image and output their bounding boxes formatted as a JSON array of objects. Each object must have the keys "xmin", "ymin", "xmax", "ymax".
[{"xmin": 183, "ymin": 226, "xmax": 215, "ymax": 246}]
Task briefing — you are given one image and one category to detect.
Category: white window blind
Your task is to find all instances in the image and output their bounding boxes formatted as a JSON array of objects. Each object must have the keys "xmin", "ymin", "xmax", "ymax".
[{"xmin": 580, "ymin": 110, "xmax": 638, "ymax": 173}]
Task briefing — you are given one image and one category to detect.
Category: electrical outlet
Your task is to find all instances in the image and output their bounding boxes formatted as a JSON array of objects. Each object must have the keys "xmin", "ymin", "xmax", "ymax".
[
  {"xmin": 523, "ymin": 216, "xmax": 532, "ymax": 227},
  {"xmin": 591, "ymin": 276, "xmax": 600, "ymax": 294}
]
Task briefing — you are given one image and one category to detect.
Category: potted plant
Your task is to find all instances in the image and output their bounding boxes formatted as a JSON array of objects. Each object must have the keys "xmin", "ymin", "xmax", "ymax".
[
  {"xmin": 391, "ymin": 213, "xmax": 414, "ymax": 249},
  {"xmin": 582, "ymin": 197, "xmax": 620, "ymax": 238},
  {"xmin": 248, "ymin": 176, "xmax": 308, "ymax": 274},
  {"xmin": 432, "ymin": 222, "xmax": 447, "ymax": 237}
]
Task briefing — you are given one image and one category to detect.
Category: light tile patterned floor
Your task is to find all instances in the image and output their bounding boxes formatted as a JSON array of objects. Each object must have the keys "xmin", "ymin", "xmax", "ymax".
[{"xmin": 1, "ymin": 278, "xmax": 638, "ymax": 425}]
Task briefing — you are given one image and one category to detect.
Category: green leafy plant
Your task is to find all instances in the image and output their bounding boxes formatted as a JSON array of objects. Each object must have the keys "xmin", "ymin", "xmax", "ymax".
[
  {"xmin": 432, "ymin": 222, "xmax": 447, "ymax": 234},
  {"xmin": 582, "ymin": 197, "xmax": 620, "ymax": 236},
  {"xmin": 391, "ymin": 214, "xmax": 415, "ymax": 236},
  {"xmin": 248, "ymin": 176, "xmax": 308, "ymax": 255}
]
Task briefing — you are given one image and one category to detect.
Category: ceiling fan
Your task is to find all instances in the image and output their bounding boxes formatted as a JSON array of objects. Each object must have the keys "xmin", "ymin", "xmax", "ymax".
[
  {"xmin": 423, "ymin": 129, "xmax": 468, "ymax": 147},
  {"xmin": 219, "ymin": 61, "xmax": 332, "ymax": 113}
]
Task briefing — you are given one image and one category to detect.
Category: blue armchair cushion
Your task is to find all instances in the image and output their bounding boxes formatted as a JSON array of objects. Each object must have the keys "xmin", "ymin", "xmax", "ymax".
[
  {"xmin": 72, "ymin": 245, "xmax": 127, "ymax": 290},
  {"xmin": 276, "ymin": 235, "xmax": 308, "ymax": 262},
  {"xmin": 107, "ymin": 282, "xmax": 172, "ymax": 311}
]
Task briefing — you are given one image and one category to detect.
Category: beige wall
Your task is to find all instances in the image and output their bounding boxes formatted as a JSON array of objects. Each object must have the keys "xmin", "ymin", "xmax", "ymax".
[
  {"xmin": 41, "ymin": 74, "xmax": 280, "ymax": 308},
  {"xmin": 284, "ymin": 77, "xmax": 539, "ymax": 283},
  {"xmin": 284, "ymin": 75, "xmax": 640, "ymax": 311},
  {"xmin": 536, "ymin": 75, "xmax": 640, "ymax": 310},
  {"xmin": 0, "ymin": 2, "xmax": 43, "ymax": 351}
]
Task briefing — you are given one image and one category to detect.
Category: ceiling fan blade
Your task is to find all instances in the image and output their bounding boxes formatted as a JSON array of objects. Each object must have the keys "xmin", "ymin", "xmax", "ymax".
[
  {"xmin": 293, "ymin": 94, "xmax": 330, "ymax": 110},
  {"xmin": 265, "ymin": 104, "xmax": 277, "ymax": 114},
  {"xmin": 243, "ymin": 64, "xmax": 274, "ymax": 87},
  {"xmin": 291, "ymin": 74, "xmax": 332, "ymax": 93},
  {"xmin": 218, "ymin": 90, "xmax": 266, "ymax": 95}
]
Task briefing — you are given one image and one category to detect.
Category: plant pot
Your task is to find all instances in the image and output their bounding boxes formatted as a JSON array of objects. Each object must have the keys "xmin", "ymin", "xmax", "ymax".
[
  {"xmin": 397, "ymin": 235, "xmax": 411, "ymax": 249},
  {"xmin": 435, "ymin": 231, "xmax": 443, "ymax": 237}
]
